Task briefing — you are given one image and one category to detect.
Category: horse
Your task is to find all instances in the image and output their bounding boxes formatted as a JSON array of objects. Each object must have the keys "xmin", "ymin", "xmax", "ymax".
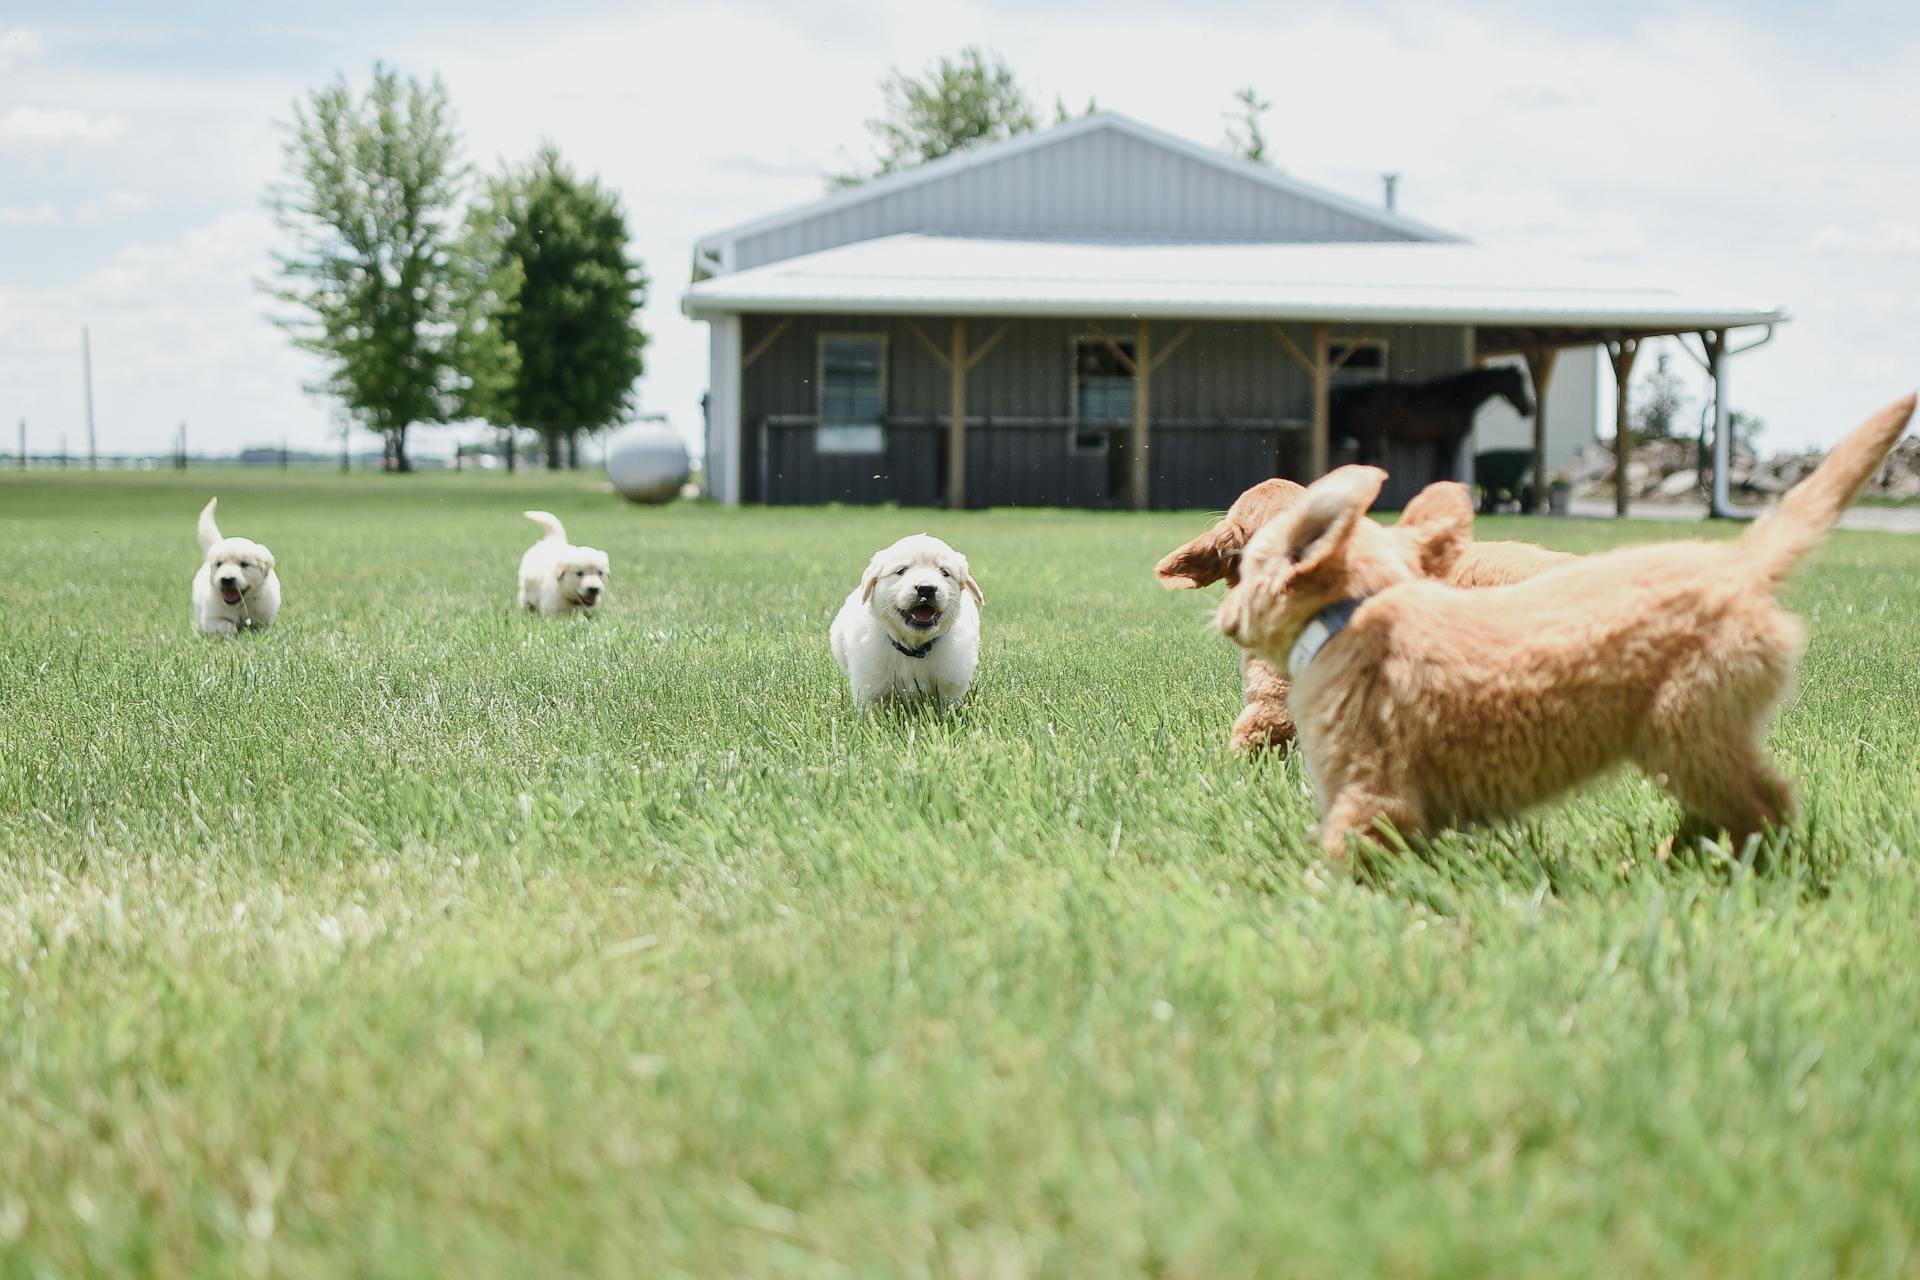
[{"xmin": 1332, "ymin": 365, "xmax": 1535, "ymax": 490}]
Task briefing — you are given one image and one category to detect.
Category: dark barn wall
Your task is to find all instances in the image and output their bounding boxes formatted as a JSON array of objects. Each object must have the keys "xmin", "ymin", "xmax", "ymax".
[{"xmin": 738, "ymin": 314, "xmax": 1471, "ymax": 508}]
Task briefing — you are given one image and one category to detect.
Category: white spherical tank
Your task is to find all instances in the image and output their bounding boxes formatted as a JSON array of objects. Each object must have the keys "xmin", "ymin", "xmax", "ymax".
[{"xmin": 604, "ymin": 421, "xmax": 691, "ymax": 504}]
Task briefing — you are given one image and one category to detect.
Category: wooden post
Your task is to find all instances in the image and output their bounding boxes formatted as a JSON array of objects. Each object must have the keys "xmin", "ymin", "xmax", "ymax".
[
  {"xmin": 1131, "ymin": 318, "xmax": 1152, "ymax": 509},
  {"xmin": 1311, "ymin": 323, "xmax": 1331, "ymax": 478},
  {"xmin": 16, "ymin": 419, "xmax": 23, "ymax": 470},
  {"xmin": 948, "ymin": 317, "xmax": 968, "ymax": 509},
  {"xmin": 1523, "ymin": 347, "xmax": 1557, "ymax": 513},
  {"xmin": 1607, "ymin": 337, "xmax": 1641, "ymax": 518}
]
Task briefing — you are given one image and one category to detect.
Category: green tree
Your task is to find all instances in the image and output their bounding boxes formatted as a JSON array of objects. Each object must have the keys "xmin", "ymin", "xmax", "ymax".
[
  {"xmin": 1632, "ymin": 348, "xmax": 1692, "ymax": 443},
  {"xmin": 449, "ymin": 209, "xmax": 524, "ymax": 469},
  {"xmin": 1224, "ymin": 86, "xmax": 1273, "ymax": 164},
  {"xmin": 267, "ymin": 64, "xmax": 468, "ymax": 471},
  {"xmin": 834, "ymin": 47, "xmax": 1039, "ymax": 187},
  {"xmin": 464, "ymin": 145, "xmax": 648, "ymax": 469}
]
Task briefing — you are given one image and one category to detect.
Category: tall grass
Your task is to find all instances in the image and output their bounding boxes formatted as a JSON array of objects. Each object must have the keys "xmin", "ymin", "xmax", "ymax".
[{"xmin": 2, "ymin": 470, "xmax": 1917, "ymax": 1277}]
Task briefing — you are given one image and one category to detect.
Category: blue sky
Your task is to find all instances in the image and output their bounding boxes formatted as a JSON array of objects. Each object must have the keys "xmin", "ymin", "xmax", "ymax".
[{"xmin": 3, "ymin": 1, "xmax": 1917, "ymax": 458}]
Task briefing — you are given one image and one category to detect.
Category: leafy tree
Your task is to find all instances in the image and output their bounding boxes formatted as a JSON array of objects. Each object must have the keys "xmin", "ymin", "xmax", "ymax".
[
  {"xmin": 1224, "ymin": 86, "xmax": 1273, "ymax": 164},
  {"xmin": 463, "ymin": 145, "xmax": 648, "ymax": 469},
  {"xmin": 449, "ymin": 208, "xmax": 524, "ymax": 469},
  {"xmin": 834, "ymin": 47, "xmax": 1038, "ymax": 187},
  {"xmin": 267, "ymin": 64, "xmax": 469, "ymax": 471},
  {"xmin": 1054, "ymin": 93, "xmax": 1098, "ymax": 125},
  {"xmin": 1631, "ymin": 348, "xmax": 1691, "ymax": 443}
]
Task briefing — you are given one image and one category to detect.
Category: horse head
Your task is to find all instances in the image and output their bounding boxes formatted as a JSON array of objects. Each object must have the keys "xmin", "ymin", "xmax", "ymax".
[{"xmin": 1492, "ymin": 365, "xmax": 1536, "ymax": 418}]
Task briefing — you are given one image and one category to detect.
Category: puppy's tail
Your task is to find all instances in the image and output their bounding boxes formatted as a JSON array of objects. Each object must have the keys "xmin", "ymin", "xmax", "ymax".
[
  {"xmin": 523, "ymin": 510, "xmax": 567, "ymax": 543},
  {"xmin": 197, "ymin": 498, "xmax": 222, "ymax": 551},
  {"xmin": 1739, "ymin": 393, "xmax": 1914, "ymax": 586}
]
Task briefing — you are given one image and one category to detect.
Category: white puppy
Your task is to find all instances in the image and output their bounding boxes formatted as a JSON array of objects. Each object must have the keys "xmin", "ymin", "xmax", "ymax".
[
  {"xmin": 191, "ymin": 498, "xmax": 280, "ymax": 635},
  {"xmin": 517, "ymin": 511, "xmax": 610, "ymax": 616},
  {"xmin": 830, "ymin": 533, "xmax": 984, "ymax": 709}
]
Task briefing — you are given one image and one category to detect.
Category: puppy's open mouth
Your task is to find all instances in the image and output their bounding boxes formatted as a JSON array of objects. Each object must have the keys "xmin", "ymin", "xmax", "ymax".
[
  {"xmin": 900, "ymin": 603, "xmax": 941, "ymax": 630},
  {"xmin": 220, "ymin": 586, "xmax": 244, "ymax": 606},
  {"xmin": 580, "ymin": 595, "xmax": 599, "ymax": 608}
]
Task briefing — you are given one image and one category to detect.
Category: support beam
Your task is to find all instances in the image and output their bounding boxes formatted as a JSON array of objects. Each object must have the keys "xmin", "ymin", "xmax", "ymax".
[
  {"xmin": 1131, "ymin": 318, "xmax": 1153, "ymax": 510},
  {"xmin": 1311, "ymin": 323, "xmax": 1331, "ymax": 479},
  {"xmin": 1523, "ymin": 347, "xmax": 1558, "ymax": 514},
  {"xmin": 1699, "ymin": 329, "xmax": 1733, "ymax": 519},
  {"xmin": 740, "ymin": 317, "xmax": 793, "ymax": 371},
  {"xmin": 948, "ymin": 318, "xmax": 968, "ymax": 509},
  {"xmin": 1150, "ymin": 324, "xmax": 1193, "ymax": 373},
  {"xmin": 1607, "ymin": 337, "xmax": 1641, "ymax": 518}
]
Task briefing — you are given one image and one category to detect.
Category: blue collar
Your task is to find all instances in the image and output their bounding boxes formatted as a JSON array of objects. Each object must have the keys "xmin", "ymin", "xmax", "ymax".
[
  {"xmin": 891, "ymin": 634, "xmax": 939, "ymax": 659},
  {"xmin": 1286, "ymin": 597, "xmax": 1369, "ymax": 680}
]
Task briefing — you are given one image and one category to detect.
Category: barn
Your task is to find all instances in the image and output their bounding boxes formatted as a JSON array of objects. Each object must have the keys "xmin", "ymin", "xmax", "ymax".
[{"xmin": 684, "ymin": 112, "xmax": 1782, "ymax": 513}]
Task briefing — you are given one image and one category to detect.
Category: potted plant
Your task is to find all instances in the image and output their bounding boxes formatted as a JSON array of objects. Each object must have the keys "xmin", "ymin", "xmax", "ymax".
[{"xmin": 1547, "ymin": 468, "xmax": 1573, "ymax": 516}]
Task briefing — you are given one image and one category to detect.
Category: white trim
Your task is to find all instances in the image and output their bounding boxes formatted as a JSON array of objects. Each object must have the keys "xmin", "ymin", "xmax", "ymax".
[
  {"xmin": 692, "ymin": 112, "xmax": 1454, "ymax": 268},
  {"xmin": 815, "ymin": 331, "xmax": 890, "ymax": 425},
  {"xmin": 708, "ymin": 315, "xmax": 742, "ymax": 505}
]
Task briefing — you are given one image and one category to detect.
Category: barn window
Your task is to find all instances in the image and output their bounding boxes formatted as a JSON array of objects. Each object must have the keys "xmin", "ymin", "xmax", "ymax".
[
  {"xmin": 1071, "ymin": 337, "xmax": 1134, "ymax": 453},
  {"xmin": 1329, "ymin": 339, "xmax": 1389, "ymax": 388},
  {"xmin": 817, "ymin": 334, "xmax": 887, "ymax": 455}
]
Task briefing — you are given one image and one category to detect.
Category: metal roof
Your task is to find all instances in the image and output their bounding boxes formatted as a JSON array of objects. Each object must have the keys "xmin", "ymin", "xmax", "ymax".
[
  {"xmin": 692, "ymin": 112, "xmax": 1456, "ymax": 270},
  {"xmin": 681, "ymin": 233, "xmax": 1786, "ymax": 331}
]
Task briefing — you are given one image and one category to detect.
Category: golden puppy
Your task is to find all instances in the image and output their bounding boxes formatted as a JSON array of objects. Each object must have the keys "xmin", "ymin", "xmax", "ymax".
[
  {"xmin": 1217, "ymin": 394, "xmax": 1916, "ymax": 869},
  {"xmin": 1157, "ymin": 478, "xmax": 1572, "ymax": 753},
  {"xmin": 518, "ymin": 511, "xmax": 610, "ymax": 616}
]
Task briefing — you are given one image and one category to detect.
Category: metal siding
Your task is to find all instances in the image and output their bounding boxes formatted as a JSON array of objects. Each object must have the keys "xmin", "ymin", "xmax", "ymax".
[
  {"xmin": 739, "ymin": 311, "xmax": 1471, "ymax": 508},
  {"xmin": 731, "ymin": 124, "xmax": 1420, "ymax": 269}
]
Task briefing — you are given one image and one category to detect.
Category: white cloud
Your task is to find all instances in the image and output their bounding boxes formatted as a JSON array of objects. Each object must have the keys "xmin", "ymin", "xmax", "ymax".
[
  {"xmin": 0, "ymin": 203, "xmax": 58, "ymax": 226},
  {"xmin": 0, "ymin": 105, "xmax": 129, "ymax": 146},
  {"xmin": 0, "ymin": 210, "xmax": 330, "ymax": 456},
  {"xmin": 0, "ymin": 27, "xmax": 42, "ymax": 68},
  {"xmin": 76, "ymin": 190, "xmax": 152, "ymax": 222},
  {"xmin": 1807, "ymin": 222, "xmax": 1920, "ymax": 258}
]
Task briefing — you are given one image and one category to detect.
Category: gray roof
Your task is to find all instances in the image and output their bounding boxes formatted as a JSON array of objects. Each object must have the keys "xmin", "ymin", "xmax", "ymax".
[{"xmin": 693, "ymin": 112, "xmax": 1457, "ymax": 277}]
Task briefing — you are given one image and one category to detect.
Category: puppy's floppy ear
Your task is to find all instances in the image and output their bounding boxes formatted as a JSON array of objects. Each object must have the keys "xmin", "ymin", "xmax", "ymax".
[
  {"xmin": 1286, "ymin": 466, "xmax": 1385, "ymax": 573},
  {"xmin": 963, "ymin": 575, "xmax": 985, "ymax": 607},
  {"xmin": 859, "ymin": 555, "xmax": 883, "ymax": 604},
  {"xmin": 555, "ymin": 561, "xmax": 571, "ymax": 581},
  {"xmin": 257, "ymin": 549, "xmax": 275, "ymax": 573},
  {"xmin": 1155, "ymin": 478, "xmax": 1305, "ymax": 589},
  {"xmin": 1397, "ymin": 482, "xmax": 1475, "ymax": 580},
  {"xmin": 1155, "ymin": 532, "xmax": 1234, "ymax": 590}
]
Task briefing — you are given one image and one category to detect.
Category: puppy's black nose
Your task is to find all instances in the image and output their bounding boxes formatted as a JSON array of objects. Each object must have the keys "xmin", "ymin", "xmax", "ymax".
[
  {"xmin": 218, "ymin": 575, "xmax": 238, "ymax": 587},
  {"xmin": 915, "ymin": 583, "xmax": 938, "ymax": 600}
]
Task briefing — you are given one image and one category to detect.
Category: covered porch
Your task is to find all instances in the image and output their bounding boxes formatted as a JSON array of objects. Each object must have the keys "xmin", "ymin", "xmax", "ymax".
[{"xmin": 687, "ymin": 234, "xmax": 1784, "ymax": 513}]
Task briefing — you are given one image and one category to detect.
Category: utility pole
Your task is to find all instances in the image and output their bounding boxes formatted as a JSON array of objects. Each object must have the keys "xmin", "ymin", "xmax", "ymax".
[
  {"xmin": 15, "ymin": 418, "xmax": 23, "ymax": 470},
  {"xmin": 81, "ymin": 325, "xmax": 97, "ymax": 469},
  {"xmin": 177, "ymin": 421, "xmax": 187, "ymax": 470}
]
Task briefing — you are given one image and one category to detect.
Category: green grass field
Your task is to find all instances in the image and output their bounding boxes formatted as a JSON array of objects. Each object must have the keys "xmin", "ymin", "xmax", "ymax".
[{"xmin": 3, "ymin": 469, "xmax": 1919, "ymax": 1278}]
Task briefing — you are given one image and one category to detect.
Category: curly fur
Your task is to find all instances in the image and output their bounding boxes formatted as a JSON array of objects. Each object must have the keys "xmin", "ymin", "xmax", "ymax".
[
  {"xmin": 1157, "ymin": 477, "xmax": 1571, "ymax": 753},
  {"xmin": 1217, "ymin": 394, "xmax": 1916, "ymax": 871}
]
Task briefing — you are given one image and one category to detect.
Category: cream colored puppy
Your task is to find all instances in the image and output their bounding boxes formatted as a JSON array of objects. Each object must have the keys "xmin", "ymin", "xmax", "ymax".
[
  {"xmin": 830, "ymin": 533, "xmax": 984, "ymax": 709},
  {"xmin": 191, "ymin": 498, "xmax": 280, "ymax": 635},
  {"xmin": 517, "ymin": 511, "xmax": 610, "ymax": 616}
]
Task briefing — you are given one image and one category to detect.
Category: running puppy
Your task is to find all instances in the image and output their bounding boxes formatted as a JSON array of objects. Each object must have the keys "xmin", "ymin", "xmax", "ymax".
[
  {"xmin": 191, "ymin": 498, "xmax": 280, "ymax": 635},
  {"xmin": 830, "ymin": 534, "xmax": 984, "ymax": 709},
  {"xmin": 1217, "ymin": 394, "xmax": 1916, "ymax": 870},
  {"xmin": 518, "ymin": 511, "xmax": 610, "ymax": 616},
  {"xmin": 1157, "ymin": 478, "xmax": 1572, "ymax": 753}
]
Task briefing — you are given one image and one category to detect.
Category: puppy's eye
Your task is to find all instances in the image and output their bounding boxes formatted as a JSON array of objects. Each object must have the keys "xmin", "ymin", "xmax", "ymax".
[
  {"xmin": 939, "ymin": 568, "xmax": 952, "ymax": 578},
  {"xmin": 894, "ymin": 567, "xmax": 907, "ymax": 576}
]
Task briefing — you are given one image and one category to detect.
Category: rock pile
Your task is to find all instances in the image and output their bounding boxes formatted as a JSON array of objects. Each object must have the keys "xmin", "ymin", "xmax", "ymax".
[{"xmin": 1567, "ymin": 434, "xmax": 1920, "ymax": 502}]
